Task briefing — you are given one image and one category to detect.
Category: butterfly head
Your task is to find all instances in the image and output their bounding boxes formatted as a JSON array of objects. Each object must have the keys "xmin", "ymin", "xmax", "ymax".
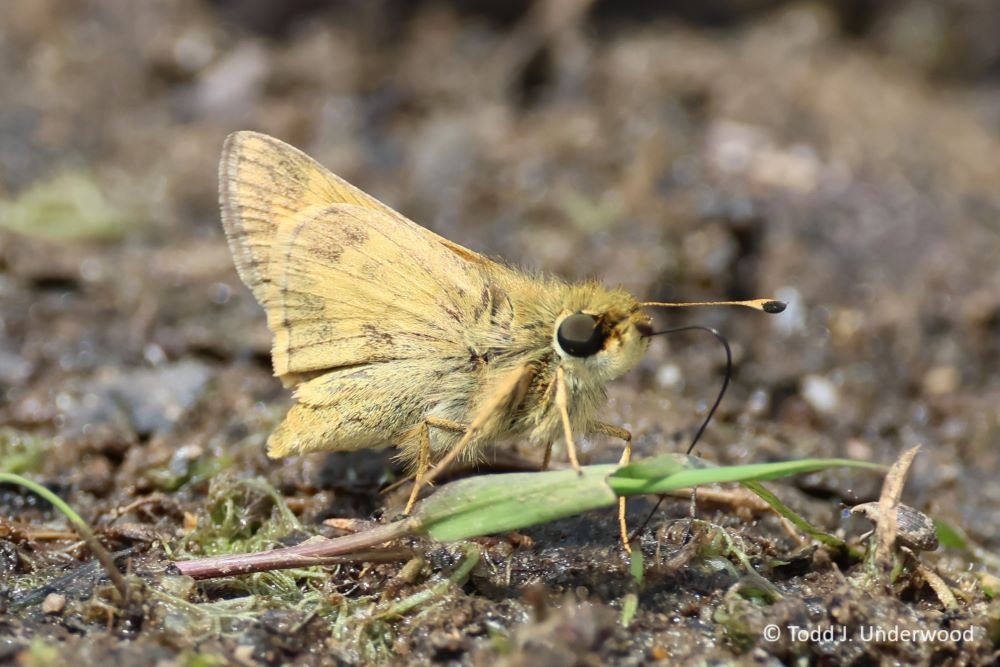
[{"xmin": 551, "ymin": 285, "xmax": 652, "ymax": 383}]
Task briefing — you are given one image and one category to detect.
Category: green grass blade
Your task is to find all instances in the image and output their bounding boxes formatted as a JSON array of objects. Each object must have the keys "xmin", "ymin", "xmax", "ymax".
[
  {"xmin": 416, "ymin": 465, "xmax": 617, "ymax": 541},
  {"xmin": 608, "ymin": 456, "xmax": 883, "ymax": 496},
  {"xmin": 415, "ymin": 457, "xmax": 881, "ymax": 542},
  {"xmin": 740, "ymin": 480, "xmax": 849, "ymax": 551},
  {"xmin": 0, "ymin": 472, "xmax": 129, "ymax": 599}
]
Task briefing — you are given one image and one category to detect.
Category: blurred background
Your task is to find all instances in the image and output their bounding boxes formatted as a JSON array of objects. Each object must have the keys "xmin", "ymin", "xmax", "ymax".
[{"xmin": 1, "ymin": 0, "xmax": 999, "ymax": 659}]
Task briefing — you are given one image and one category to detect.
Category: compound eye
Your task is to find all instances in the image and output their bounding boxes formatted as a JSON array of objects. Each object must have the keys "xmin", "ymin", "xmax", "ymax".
[{"xmin": 557, "ymin": 313, "xmax": 605, "ymax": 357}]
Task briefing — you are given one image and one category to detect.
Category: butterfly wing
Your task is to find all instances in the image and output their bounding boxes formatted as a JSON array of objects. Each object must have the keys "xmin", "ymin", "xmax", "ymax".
[
  {"xmin": 220, "ymin": 132, "xmax": 519, "ymax": 458},
  {"xmin": 220, "ymin": 131, "xmax": 499, "ymax": 383},
  {"xmin": 219, "ymin": 130, "xmax": 499, "ymax": 305}
]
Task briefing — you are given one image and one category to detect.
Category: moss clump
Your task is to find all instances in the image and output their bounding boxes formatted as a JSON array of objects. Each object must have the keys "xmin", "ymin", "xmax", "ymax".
[
  {"xmin": 0, "ymin": 171, "xmax": 131, "ymax": 240},
  {"xmin": 0, "ymin": 429, "xmax": 51, "ymax": 474}
]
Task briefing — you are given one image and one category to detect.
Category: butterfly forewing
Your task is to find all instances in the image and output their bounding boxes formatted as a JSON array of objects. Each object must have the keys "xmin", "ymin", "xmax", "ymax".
[
  {"xmin": 219, "ymin": 132, "xmax": 395, "ymax": 301},
  {"xmin": 265, "ymin": 203, "xmax": 489, "ymax": 380},
  {"xmin": 219, "ymin": 131, "xmax": 498, "ymax": 300}
]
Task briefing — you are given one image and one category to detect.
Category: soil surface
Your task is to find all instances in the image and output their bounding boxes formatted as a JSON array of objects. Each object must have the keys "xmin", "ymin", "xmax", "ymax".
[{"xmin": 2, "ymin": 1, "xmax": 999, "ymax": 665}]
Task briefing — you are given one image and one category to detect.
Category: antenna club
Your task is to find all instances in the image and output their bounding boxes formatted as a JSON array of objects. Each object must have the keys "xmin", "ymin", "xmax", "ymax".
[{"xmin": 762, "ymin": 300, "xmax": 787, "ymax": 314}]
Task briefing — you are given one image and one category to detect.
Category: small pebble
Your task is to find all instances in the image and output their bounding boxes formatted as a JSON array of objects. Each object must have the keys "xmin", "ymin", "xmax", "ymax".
[
  {"xmin": 232, "ymin": 645, "xmax": 256, "ymax": 665},
  {"xmin": 42, "ymin": 593, "xmax": 66, "ymax": 614},
  {"xmin": 746, "ymin": 388, "xmax": 771, "ymax": 416},
  {"xmin": 655, "ymin": 363, "xmax": 683, "ymax": 389},
  {"xmin": 801, "ymin": 374, "xmax": 840, "ymax": 415},
  {"xmin": 922, "ymin": 365, "xmax": 959, "ymax": 397},
  {"xmin": 844, "ymin": 438, "xmax": 873, "ymax": 460}
]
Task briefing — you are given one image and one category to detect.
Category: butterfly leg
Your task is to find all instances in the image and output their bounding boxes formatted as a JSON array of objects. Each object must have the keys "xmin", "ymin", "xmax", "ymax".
[
  {"xmin": 404, "ymin": 416, "xmax": 467, "ymax": 514},
  {"xmin": 554, "ymin": 366, "xmax": 583, "ymax": 474},
  {"xmin": 592, "ymin": 421, "xmax": 634, "ymax": 552},
  {"xmin": 540, "ymin": 441, "xmax": 554, "ymax": 471},
  {"xmin": 420, "ymin": 363, "xmax": 534, "ymax": 492}
]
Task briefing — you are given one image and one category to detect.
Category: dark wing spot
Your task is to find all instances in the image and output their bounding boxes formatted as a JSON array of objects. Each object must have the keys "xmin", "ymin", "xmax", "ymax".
[
  {"xmin": 473, "ymin": 285, "xmax": 491, "ymax": 320},
  {"xmin": 341, "ymin": 223, "xmax": 369, "ymax": 246},
  {"xmin": 362, "ymin": 323, "xmax": 394, "ymax": 346},
  {"xmin": 312, "ymin": 241, "xmax": 344, "ymax": 265},
  {"xmin": 468, "ymin": 348, "xmax": 491, "ymax": 370}
]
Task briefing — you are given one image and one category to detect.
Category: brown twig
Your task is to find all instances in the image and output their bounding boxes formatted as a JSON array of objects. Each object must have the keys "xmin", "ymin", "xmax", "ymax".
[
  {"xmin": 874, "ymin": 445, "xmax": 921, "ymax": 574},
  {"xmin": 173, "ymin": 517, "xmax": 421, "ymax": 580}
]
